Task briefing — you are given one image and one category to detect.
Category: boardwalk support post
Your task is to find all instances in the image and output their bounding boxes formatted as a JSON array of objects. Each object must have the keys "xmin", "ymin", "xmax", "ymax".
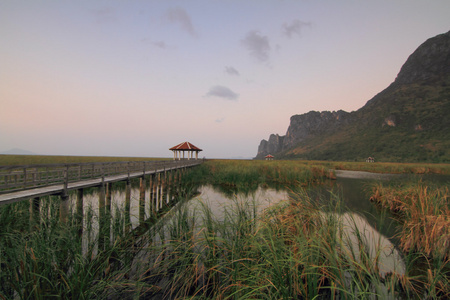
[
  {"xmin": 139, "ymin": 176, "xmax": 145, "ymax": 224},
  {"xmin": 29, "ymin": 197, "xmax": 40, "ymax": 227}
]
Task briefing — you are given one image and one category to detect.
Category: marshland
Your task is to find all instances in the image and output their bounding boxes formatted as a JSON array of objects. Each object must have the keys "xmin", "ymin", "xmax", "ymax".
[{"xmin": 0, "ymin": 156, "xmax": 449, "ymax": 299}]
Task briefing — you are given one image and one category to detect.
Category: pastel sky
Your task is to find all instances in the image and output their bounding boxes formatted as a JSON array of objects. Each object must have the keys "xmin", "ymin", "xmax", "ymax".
[{"xmin": 1, "ymin": 1, "xmax": 450, "ymax": 159}]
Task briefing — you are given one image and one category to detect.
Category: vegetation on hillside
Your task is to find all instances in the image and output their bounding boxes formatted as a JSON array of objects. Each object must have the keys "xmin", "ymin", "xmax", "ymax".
[{"xmin": 280, "ymin": 81, "xmax": 450, "ymax": 163}]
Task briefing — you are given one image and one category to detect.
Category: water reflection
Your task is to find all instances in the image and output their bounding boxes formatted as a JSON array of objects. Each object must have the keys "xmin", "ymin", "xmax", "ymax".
[
  {"xmin": 188, "ymin": 185, "xmax": 289, "ymax": 221},
  {"xmin": 186, "ymin": 182, "xmax": 405, "ymax": 276},
  {"xmin": 62, "ymin": 174, "xmax": 406, "ymax": 276}
]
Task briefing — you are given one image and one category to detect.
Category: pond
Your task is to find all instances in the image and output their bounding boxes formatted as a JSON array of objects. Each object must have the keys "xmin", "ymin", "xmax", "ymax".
[
  {"xmin": 68, "ymin": 171, "xmax": 408, "ymax": 276},
  {"xmin": 185, "ymin": 177, "xmax": 406, "ymax": 277},
  {"xmin": 3, "ymin": 168, "xmax": 448, "ymax": 298}
]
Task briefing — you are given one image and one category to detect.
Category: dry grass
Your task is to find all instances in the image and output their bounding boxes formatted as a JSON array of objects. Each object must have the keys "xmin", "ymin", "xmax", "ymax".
[{"xmin": 370, "ymin": 183, "xmax": 449, "ymax": 258}]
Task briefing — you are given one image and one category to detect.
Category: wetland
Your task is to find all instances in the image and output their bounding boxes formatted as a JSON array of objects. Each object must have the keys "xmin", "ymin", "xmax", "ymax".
[{"xmin": 0, "ymin": 159, "xmax": 449, "ymax": 299}]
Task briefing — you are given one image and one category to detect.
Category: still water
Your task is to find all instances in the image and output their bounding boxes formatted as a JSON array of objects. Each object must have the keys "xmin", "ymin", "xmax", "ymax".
[
  {"xmin": 68, "ymin": 172, "xmax": 415, "ymax": 275},
  {"xmin": 186, "ymin": 178, "xmax": 405, "ymax": 276}
]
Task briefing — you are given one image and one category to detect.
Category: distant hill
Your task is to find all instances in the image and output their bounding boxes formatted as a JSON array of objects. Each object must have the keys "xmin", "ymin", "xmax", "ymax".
[
  {"xmin": 256, "ymin": 31, "xmax": 450, "ymax": 163},
  {"xmin": 0, "ymin": 148, "xmax": 36, "ymax": 155}
]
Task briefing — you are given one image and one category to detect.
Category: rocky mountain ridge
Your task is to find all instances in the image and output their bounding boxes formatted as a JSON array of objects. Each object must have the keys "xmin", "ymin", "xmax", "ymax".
[{"xmin": 256, "ymin": 31, "xmax": 450, "ymax": 162}]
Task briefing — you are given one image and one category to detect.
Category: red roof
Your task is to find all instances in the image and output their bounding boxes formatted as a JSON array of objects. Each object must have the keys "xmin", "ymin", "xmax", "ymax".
[
  {"xmin": 169, "ymin": 141, "xmax": 202, "ymax": 151},
  {"xmin": 265, "ymin": 154, "xmax": 274, "ymax": 158}
]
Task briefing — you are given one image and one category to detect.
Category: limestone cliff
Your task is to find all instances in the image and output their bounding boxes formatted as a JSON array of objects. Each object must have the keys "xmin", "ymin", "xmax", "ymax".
[{"xmin": 255, "ymin": 31, "xmax": 450, "ymax": 162}]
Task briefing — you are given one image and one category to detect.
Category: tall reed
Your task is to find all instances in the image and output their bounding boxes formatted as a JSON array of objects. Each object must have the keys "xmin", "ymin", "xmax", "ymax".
[
  {"xmin": 144, "ymin": 189, "xmax": 426, "ymax": 299},
  {"xmin": 370, "ymin": 181, "xmax": 449, "ymax": 259}
]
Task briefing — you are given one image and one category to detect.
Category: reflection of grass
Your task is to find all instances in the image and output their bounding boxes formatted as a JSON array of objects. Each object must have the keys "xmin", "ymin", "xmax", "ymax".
[{"xmin": 370, "ymin": 182, "xmax": 449, "ymax": 259}]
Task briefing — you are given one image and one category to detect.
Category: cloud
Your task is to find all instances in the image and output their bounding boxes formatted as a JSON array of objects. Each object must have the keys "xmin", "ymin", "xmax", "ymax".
[
  {"xmin": 166, "ymin": 7, "xmax": 197, "ymax": 37},
  {"xmin": 215, "ymin": 117, "xmax": 225, "ymax": 123},
  {"xmin": 206, "ymin": 85, "xmax": 239, "ymax": 100},
  {"xmin": 282, "ymin": 19, "xmax": 311, "ymax": 38},
  {"xmin": 151, "ymin": 41, "xmax": 167, "ymax": 49},
  {"xmin": 241, "ymin": 30, "xmax": 271, "ymax": 62},
  {"xmin": 225, "ymin": 66, "xmax": 240, "ymax": 76}
]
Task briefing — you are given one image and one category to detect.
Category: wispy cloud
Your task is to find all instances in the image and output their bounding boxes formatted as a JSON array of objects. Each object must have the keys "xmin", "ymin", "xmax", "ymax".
[
  {"xmin": 282, "ymin": 19, "xmax": 311, "ymax": 38},
  {"xmin": 151, "ymin": 41, "xmax": 168, "ymax": 49},
  {"xmin": 166, "ymin": 7, "xmax": 197, "ymax": 37},
  {"xmin": 241, "ymin": 30, "xmax": 271, "ymax": 62},
  {"xmin": 225, "ymin": 66, "xmax": 240, "ymax": 76},
  {"xmin": 206, "ymin": 85, "xmax": 239, "ymax": 101}
]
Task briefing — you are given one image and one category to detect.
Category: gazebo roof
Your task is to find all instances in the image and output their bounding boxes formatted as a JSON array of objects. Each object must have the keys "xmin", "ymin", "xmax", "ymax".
[
  {"xmin": 169, "ymin": 141, "xmax": 202, "ymax": 151},
  {"xmin": 265, "ymin": 154, "xmax": 274, "ymax": 158}
]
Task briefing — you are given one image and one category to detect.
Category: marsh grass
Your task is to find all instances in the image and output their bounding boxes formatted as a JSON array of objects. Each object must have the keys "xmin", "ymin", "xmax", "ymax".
[
  {"xmin": 183, "ymin": 160, "xmax": 335, "ymax": 192},
  {"xmin": 0, "ymin": 196, "xmax": 158, "ymax": 299},
  {"xmin": 2, "ymin": 159, "xmax": 449, "ymax": 299},
  {"xmin": 370, "ymin": 181, "xmax": 449, "ymax": 259},
  {"xmin": 326, "ymin": 160, "xmax": 450, "ymax": 175},
  {"xmin": 144, "ymin": 189, "xmax": 429, "ymax": 299},
  {"xmin": 1, "ymin": 186, "xmax": 448, "ymax": 299}
]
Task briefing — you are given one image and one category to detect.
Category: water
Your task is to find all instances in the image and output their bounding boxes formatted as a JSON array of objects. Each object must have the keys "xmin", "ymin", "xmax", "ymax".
[
  {"xmin": 185, "ymin": 181, "xmax": 405, "ymax": 276},
  {"xmin": 66, "ymin": 171, "xmax": 450, "ymax": 276}
]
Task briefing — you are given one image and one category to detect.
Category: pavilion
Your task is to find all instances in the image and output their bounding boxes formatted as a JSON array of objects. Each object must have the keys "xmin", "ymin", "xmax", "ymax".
[
  {"xmin": 265, "ymin": 154, "xmax": 274, "ymax": 160},
  {"xmin": 169, "ymin": 141, "xmax": 203, "ymax": 160}
]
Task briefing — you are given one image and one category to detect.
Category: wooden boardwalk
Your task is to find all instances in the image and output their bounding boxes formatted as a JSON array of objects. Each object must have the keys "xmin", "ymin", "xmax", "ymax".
[{"xmin": 0, "ymin": 160, "xmax": 203, "ymax": 205}]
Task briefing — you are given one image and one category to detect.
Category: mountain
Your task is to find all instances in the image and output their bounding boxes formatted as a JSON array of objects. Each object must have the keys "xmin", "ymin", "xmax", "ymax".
[
  {"xmin": 0, "ymin": 148, "xmax": 35, "ymax": 155},
  {"xmin": 256, "ymin": 31, "xmax": 450, "ymax": 163}
]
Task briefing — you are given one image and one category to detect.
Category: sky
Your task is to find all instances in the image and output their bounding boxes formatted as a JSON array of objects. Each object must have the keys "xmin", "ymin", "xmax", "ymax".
[{"xmin": 1, "ymin": 1, "xmax": 450, "ymax": 159}]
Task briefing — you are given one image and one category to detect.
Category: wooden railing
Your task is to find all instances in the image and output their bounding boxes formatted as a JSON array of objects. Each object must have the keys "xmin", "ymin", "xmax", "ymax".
[{"xmin": 0, "ymin": 159, "xmax": 203, "ymax": 194}]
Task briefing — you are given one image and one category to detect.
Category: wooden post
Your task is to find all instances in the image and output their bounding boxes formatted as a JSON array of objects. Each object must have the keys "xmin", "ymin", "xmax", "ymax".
[
  {"xmin": 29, "ymin": 197, "xmax": 40, "ymax": 226},
  {"xmin": 99, "ymin": 183, "xmax": 105, "ymax": 218},
  {"xmin": 106, "ymin": 182, "xmax": 112, "ymax": 214},
  {"xmin": 60, "ymin": 194, "xmax": 69, "ymax": 224},
  {"xmin": 125, "ymin": 179, "xmax": 131, "ymax": 232},
  {"xmin": 158, "ymin": 173, "xmax": 163, "ymax": 210},
  {"xmin": 75, "ymin": 189, "xmax": 83, "ymax": 235},
  {"xmin": 162, "ymin": 171, "xmax": 167, "ymax": 205},
  {"xmin": 104, "ymin": 182, "xmax": 112, "ymax": 247},
  {"xmin": 98, "ymin": 182, "xmax": 106, "ymax": 249},
  {"xmin": 149, "ymin": 174, "xmax": 155, "ymax": 216},
  {"xmin": 139, "ymin": 176, "xmax": 145, "ymax": 224},
  {"xmin": 76, "ymin": 189, "xmax": 83, "ymax": 224}
]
